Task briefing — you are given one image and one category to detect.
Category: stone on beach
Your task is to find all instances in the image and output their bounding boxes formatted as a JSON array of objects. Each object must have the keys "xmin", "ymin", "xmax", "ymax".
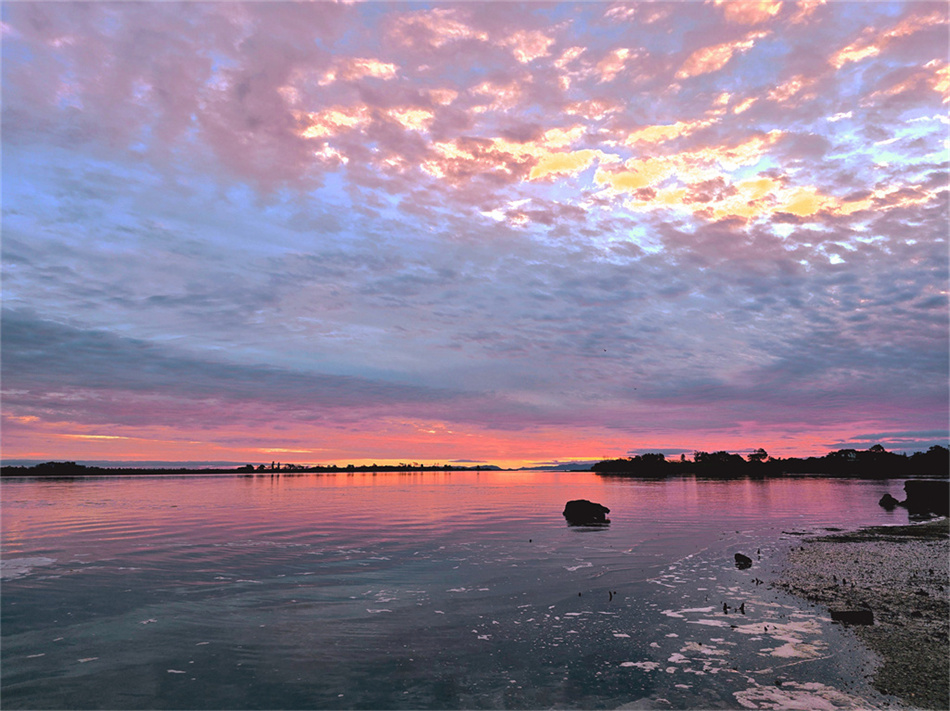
[
  {"xmin": 830, "ymin": 609, "xmax": 874, "ymax": 625},
  {"xmin": 734, "ymin": 553, "xmax": 753, "ymax": 570},
  {"xmin": 562, "ymin": 499, "xmax": 610, "ymax": 526}
]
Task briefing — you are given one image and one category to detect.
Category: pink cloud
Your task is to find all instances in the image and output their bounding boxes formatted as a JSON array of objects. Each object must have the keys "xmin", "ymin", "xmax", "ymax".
[
  {"xmin": 595, "ymin": 47, "xmax": 638, "ymax": 83},
  {"xmin": 501, "ymin": 29, "xmax": 555, "ymax": 64},
  {"xmin": 676, "ymin": 31, "xmax": 769, "ymax": 79},
  {"xmin": 830, "ymin": 7, "xmax": 947, "ymax": 69}
]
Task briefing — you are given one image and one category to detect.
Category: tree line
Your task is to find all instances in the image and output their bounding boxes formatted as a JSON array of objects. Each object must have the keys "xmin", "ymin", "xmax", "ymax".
[{"xmin": 591, "ymin": 444, "xmax": 949, "ymax": 478}]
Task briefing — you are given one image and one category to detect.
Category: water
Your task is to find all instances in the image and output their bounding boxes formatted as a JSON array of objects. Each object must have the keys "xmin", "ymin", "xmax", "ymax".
[{"xmin": 1, "ymin": 471, "xmax": 913, "ymax": 709}]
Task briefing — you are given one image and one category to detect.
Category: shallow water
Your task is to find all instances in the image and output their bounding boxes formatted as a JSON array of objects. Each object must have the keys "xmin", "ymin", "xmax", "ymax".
[{"xmin": 1, "ymin": 471, "xmax": 913, "ymax": 709}]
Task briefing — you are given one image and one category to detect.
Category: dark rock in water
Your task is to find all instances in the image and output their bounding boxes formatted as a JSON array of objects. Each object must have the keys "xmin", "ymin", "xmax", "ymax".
[
  {"xmin": 879, "ymin": 493, "xmax": 901, "ymax": 510},
  {"xmin": 563, "ymin": 499, "xmax": 610, "ymax": 526},
  {"xmin": 734, "ymin": 553, "xmax": 753, "ymax": 570},
  {"xmin": 903, "ymin": 480, "xmax": 949, "ymax": 516},
  {"xmin": 830, "ymin": 609, "xmax": 874, "ymax": 625}
]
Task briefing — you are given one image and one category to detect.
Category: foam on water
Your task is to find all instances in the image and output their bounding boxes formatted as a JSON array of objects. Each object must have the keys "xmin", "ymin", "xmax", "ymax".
[{"xmin": 0, "ymin": 556, "xmax": 56, "ymax": 580}]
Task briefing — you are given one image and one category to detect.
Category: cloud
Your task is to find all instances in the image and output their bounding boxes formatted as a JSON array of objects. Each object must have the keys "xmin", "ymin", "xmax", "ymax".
[
  {"xmin": 2, "ymin": 2, "xmax": 946, "ymax": 463},
  {"xmin": 0, "ymin": 309, "xmax": 466, "ymax": 424},
  {"xmin": 501, "ymin": 29, "xmax": 555, "ymax": 64},
  {"xmin": 827, "ymin": 431, "xmax": 950, "ymax": 453},
  {"xmin": 596, "ymin": 48, "xmax": 638, "ymax": 83},
  {"xmin": 714, "ymin": 0, "xmax": 783, "ymax": 25},
  {"xmin": 389, "ymin": 7, "xmax": 488, "ymax": 49},
  {"xmin": 321, "ymin": 57, "xmax": 399, "ymax": 84},
  {"xmin": 676, "ymin": 31, "xmax": 768, "ymax": 79},
  {"xmin": 830, "ymin": 7, "xmax": 946, "ymax": 69}
]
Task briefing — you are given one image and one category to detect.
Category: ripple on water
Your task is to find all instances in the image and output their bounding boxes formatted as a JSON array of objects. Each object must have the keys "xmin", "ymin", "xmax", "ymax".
[{"xmin": 0, "ymin": 557, "xmax": 57, "ymax": 580}]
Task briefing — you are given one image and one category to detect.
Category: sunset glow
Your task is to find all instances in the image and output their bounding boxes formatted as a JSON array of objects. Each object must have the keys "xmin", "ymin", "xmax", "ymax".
[{"xmin": 2, "ymin": 1, "xmax": 947, "ymax": 468}]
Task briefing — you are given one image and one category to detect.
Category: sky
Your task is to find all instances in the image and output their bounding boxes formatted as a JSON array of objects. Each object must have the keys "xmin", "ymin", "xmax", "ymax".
[{"xmin": 2, "ymin": 1, "xmax": 948, "ymax": 469}]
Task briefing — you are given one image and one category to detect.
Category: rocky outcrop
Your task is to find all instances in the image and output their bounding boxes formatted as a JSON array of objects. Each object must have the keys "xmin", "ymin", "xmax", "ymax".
[
  {"xmin": 903, "ymin": 480, "xmax": 949, "ymax": 516},
  {"xmin": 878, "ymin": 480, "xmax": 949, "ymax": 516},
  {"xmin": 878, "ymin": 493, "xmax": 900, "ymax": 510},
  {"xmin": 563, "ymin": 499, "xmax": 610, "ymax": 526}
]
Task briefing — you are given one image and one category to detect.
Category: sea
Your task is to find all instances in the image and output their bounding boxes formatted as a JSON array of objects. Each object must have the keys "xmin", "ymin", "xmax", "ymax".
[{"xmin": 0, "ymin": 470, "xmax": 916, "ymax": 709}]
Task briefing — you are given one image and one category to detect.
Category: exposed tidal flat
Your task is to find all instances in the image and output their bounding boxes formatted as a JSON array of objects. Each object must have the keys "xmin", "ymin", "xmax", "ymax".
[
  {"xmin": 1, "ymin": 472, "xmax": 947, "ymax": 710},
  {"xmin": 775, "ymin": 518, "xmax": 950, "ymax": 710}
]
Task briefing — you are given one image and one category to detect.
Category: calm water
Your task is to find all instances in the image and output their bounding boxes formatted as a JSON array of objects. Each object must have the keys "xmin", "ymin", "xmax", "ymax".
[{"xmin": 1, "ymin": 471, "xmax": 913, "ymax": 709}]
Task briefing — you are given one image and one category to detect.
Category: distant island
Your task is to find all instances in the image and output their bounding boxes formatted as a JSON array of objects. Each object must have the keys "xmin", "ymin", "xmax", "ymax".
[{"xmin": 1, "ymin": 444, "xmax": 947, "ymax": 478}]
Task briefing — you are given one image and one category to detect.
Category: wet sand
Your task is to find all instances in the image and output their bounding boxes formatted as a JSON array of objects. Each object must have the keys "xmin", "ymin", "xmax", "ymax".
[{"xmin": 775, "ymin": 517, "xmax": 949, "ymax": 709}]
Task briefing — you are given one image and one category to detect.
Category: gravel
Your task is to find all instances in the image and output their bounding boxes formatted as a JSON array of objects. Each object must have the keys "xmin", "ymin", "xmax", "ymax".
[{"xmin": 774, "ymin": 517, "xmax": 949, "ymax": 710}]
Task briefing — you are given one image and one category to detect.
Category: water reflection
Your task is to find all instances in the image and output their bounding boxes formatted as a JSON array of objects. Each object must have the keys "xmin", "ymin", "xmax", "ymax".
[{"xmin": 1, "ymin": 472, "xmax": 912, "ymax": 710}]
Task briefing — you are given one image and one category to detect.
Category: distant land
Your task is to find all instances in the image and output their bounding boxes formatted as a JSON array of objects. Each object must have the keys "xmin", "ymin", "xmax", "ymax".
[
  {"xmin": 1, "ymin": 445, "xmax": 947, "ymax": 478},
  {"xmin": 592, "ymin": 444, "xmax": 949, "ymax": 478},
  {"xmin": 0, "ymin": 461, "xmax": 504, "ymax": 477}
]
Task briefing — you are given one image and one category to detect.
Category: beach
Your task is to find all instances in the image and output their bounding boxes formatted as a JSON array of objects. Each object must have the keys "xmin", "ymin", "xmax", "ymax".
[{"xmin": 775, "ymin": 517, "xmax": 949, "ymax": 709}]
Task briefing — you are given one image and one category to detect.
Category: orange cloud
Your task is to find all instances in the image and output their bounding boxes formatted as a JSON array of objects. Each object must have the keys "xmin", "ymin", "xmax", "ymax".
[
  {"xmin": 594, "ymin": 157, "xmax": 675, "ymax": 192},
  {"xmin": 776, "ymin": 186, "xmax": 830, "ymax": 217},
  {"xmin": 592, "ymin": 132, "xmax": 873, "ymax": 221},
  {"xmin": 864, "ymin": 60, "xmax": 950, "ymax": 105},
  {"xmin": 421, "ymin": 126, "xmax": 622, "ymax": 186},
  {"xmin": 324, "ymin": 57, "xmax": 398, "ymax": 84},
  {"xmin": 597, "ymin": 131, "xmax": 783, "ymax": 195},
  {"xmin": 624, "ymin": 117, "xmax": 717, "ymax": 145},
  {"xmin": 829, "ymin": 41, "xmax": 880, "ymax": 69},
  {"xmin": 830, "ymin": 9, "xmax": 946, "ymax": 69},
  {"xmin": 931, "ymin": 60, "xmax": 950, "ymax": 103},
  {"xmin": 614, "ymin": 175, "xmax": 874, "ymax": 222},
  {"xmin": 768, "ymin": 75, "xmax": 814, "ymax": 103},
  {"xmin": 297, "ymin": 103, "xmax": 435, "ymax": 141},
  {"xmin": 732, "ymin": 97, "xmax": 757, "ymax": 114},
  {"xmin": 714, "ymin": 0, "xmax": 782, "ymax": 25},
  {"xmin": 386, "ymin": 107, "xmax": 435, "ymax": 132},
  {"xmin": 676, "ymin": 31, "xmax": 767, "ymax": 79},
  {"xmin": 709, "ymin": 176, "xmax": 781, "ymax": 220},
  {"xmin": 530, "ymin": 149, "xmax": 617, "ymax": 180},
  {"xmin": 298, "ymin": 106, "xmax": 370, "ymax": 138}
]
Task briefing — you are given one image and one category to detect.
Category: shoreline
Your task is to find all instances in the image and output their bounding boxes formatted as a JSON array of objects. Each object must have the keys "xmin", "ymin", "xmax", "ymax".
[{"xmin": 774, "ymin": 517, "xmax": 949, "ymax": 709}]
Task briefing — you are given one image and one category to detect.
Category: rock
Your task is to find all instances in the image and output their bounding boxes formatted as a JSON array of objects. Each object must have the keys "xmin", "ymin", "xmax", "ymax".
[
  {"xmin": 830, "ymin": 609, "xmax": 874, "ymax": 625},
  {"xmin": 902, "ymin": 480, "xmax": 949, "ymax": 516},
  {"xmin": 879, "ymin": 493, "xmax": 901, "ymax": 510},
  {"xmin": 734, "ymin": 553, "xmax": 753, "ymax": 570},
  {"xmin": 563, "ymin": 499, "xmax": 610, "ymax": 526}
]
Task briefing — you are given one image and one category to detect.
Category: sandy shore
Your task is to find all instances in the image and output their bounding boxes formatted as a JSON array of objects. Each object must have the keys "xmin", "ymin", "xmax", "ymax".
[{"xmin": 774, "ymin": 517, "xmax": 949, "ymax": 710}]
